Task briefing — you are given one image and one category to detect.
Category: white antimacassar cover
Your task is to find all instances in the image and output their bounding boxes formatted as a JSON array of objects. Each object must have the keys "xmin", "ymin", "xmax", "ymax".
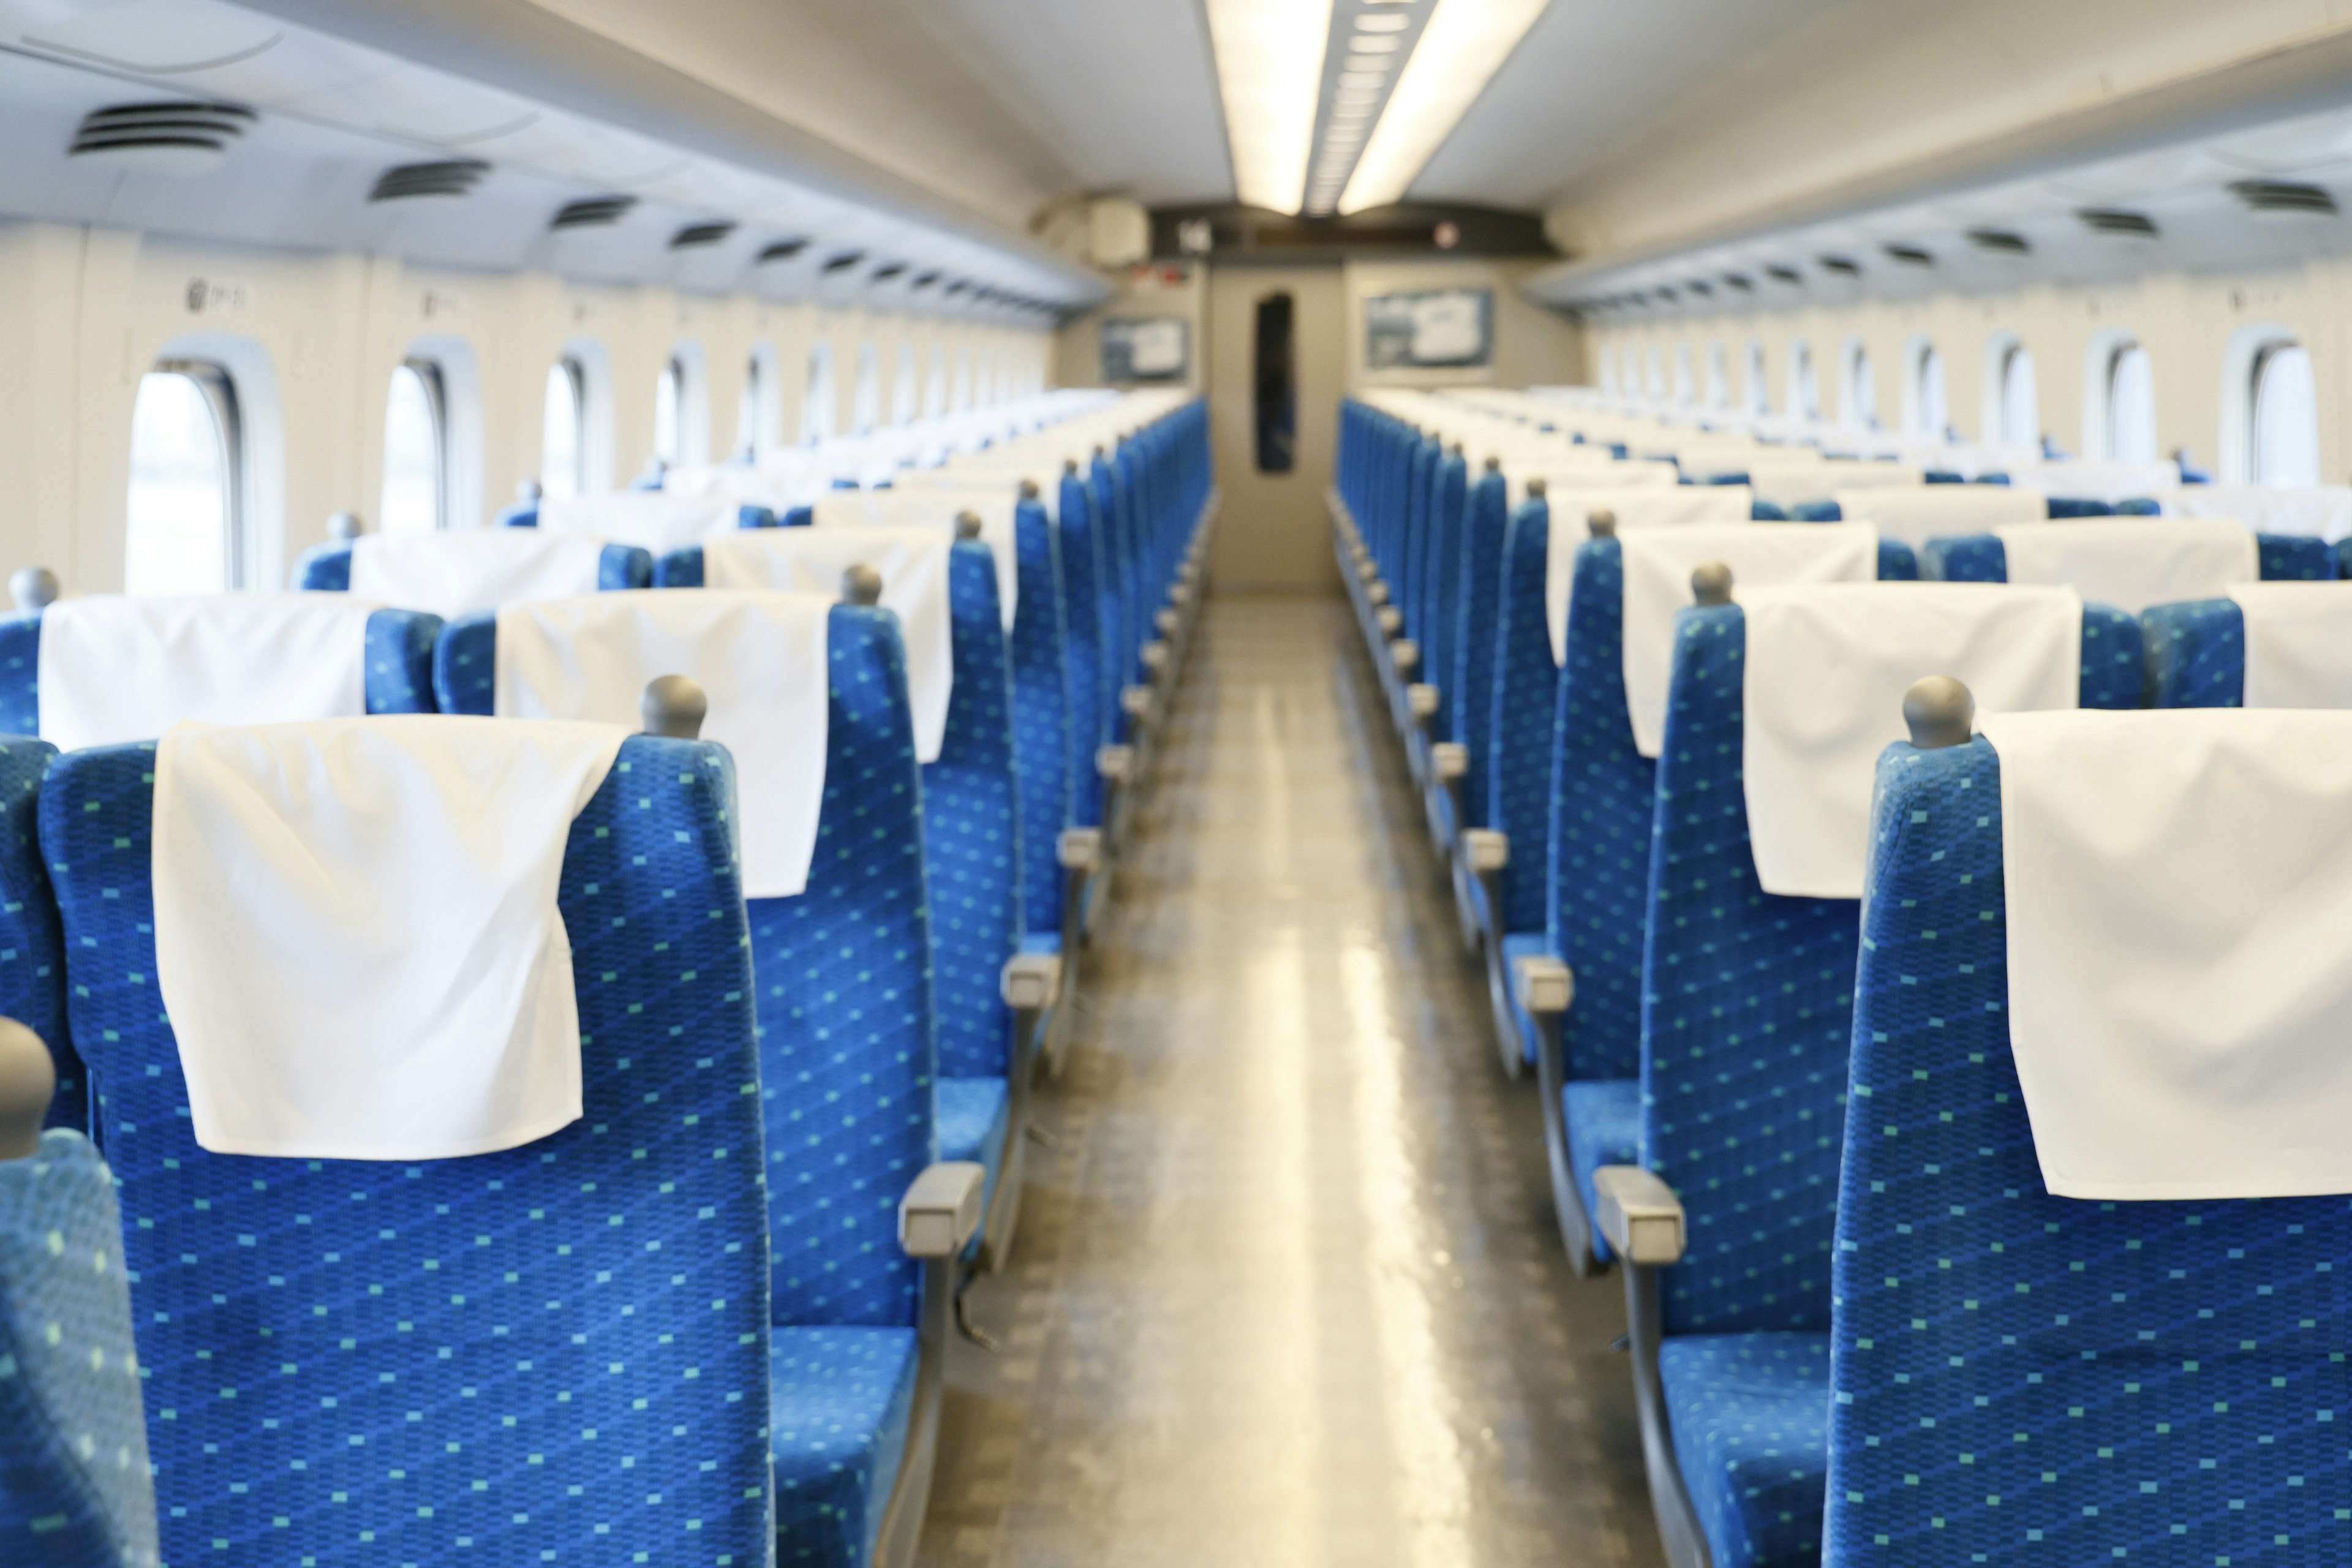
[
  {"xmin": 153, "ymin": 716, "xmax": 627, "ymax": 1159},
  {"xmin": 349, "ymin": 532, "xmax": 611, "ymax": 619},
  {"xmin": 1740, "ymin": 583, "xmax": 2081, "ymax": 899},
  {"xmin": 1613, "ymin": 525, "xmax": 1877, "ymax": 755},
  {"xmin": 1506, "ymin": 461, "xmax": 1677, "ymax": 508},
  {"xmin": 1975, "ymin": 708, "xmax": 2352, "ymax": 1199},
  {"xmin": 534, "ymin": 492, "xmax": 747, "ymax": 554},
  {"xmin": 811, "ymin": 489, "xmax": 1019, "ymax": 631},
  {"xmin": 1836, "ymin": 484, "xmax": 2048, "ymax": 549},
  {"xmin": 1545, "ymin": 488, "xmax": 1753, "ymax": 669},
  {"xmin": 494, "ymin": 591, "xmax": 831, "ymax": 896},
  {"xmin": 1745, "ymin": 462, "xmax": 1921, "ymax": 512},
  {"xmin": 1992, "ymin": 519, "xmax": 2257, "ymax": 614},
  {"xmin": 2007, "ymin": 460, "xmax": 2182, "ymax": 504},
  {"xmin": 701, "ymin": 529, "xmax": 951, "ymax": 763},
  {"xmin": 2223, "ymin": 582, "xmax": 2352, "ymax": 709},
  {"xmin": 2162, "ymin": 483, "xmax": 2352, "ymax": 543},
  {"xmin": 38, "ymin": 594, "xmax": 379, "ymax": 752}
]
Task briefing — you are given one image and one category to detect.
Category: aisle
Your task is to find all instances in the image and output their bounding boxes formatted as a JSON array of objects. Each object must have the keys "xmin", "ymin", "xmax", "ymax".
[{"xmin": 917, "ymin": 594, "xmax": 1664, "ymax": 1568}]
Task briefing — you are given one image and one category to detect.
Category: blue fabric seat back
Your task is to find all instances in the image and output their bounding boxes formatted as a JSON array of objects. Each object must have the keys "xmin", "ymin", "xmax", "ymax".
[
  {"xmin": 1419, "ymin": 450, "xmax": 1468, "ymax": 739},
  {"xmin": 499, "ymin": 503, "xmax": 775, "ymax": 531},
  {"xmin": 1825, "ymin": 737, "xmax": 2352, "ymax": 1564},
  {"xmin": 0, "ymin": 610, "xmax": 439, "ymax": 737},
  {"xmin": 1926, "ymin": 532, "xmax": 2332, "ymax": 586},
  {"xmin": 1398, "ymin": 437, "xmax": 1438, "ymax": 644},
  {"xmin": 46, "ymin": 733, "xmax": 772, "ymax": 1566},
  {"xmin": 0, "ymin": 1129, "xmax": 157, "ymax": 1567},
  {"xmin": 1057, "ymin": 467, "xmax": 1107, "ymax": 827},
  {"xmin": 1110, "ymin": 442, "xmax": 1148, "ymax": 685},
  {"xmin": 747, "ymin": 606, "xmax": 937, "ymax": 1331},
  {"xmin": 1088, "ymin": 455, "xmax": 1130, "ymax": 741},
  {"xmin": 1008, "ymin": 494, "xmax": 1070, "ymax": 933},
  {"xmin": 0, "ymin": 744, "xmax": 70, "ymax": 1133},
  {"xmin": 1488, "ymin": 498, "xmax": 1561, "ymax": 935},
  {"xmin": 2258, "ymin": 533, "xmax": 2331, "ymax": 579},
  {"xmin": 924, "ymin": 543, "xmax": 1018, "ymax": 1082},
  {"xmin": 2142, "ymin": 598, "xmax": 2247, "ymax": 707},
  {"xmin": 1645, "ymin": 604, "xmax": 2146, "ymax": 1340},
  {"xmin": 291, "ymin": 540, "xmax": 654, "ymax": 594},
  {"xmin": 1447, "ymin": 469, "xmax": 1512, "ymax": 827}
]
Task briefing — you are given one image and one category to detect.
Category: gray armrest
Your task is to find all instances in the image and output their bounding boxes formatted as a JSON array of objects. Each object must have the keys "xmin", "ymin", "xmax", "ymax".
[
  {"xmin": 1391, "ymin": 638, "xmax": 1420, "ymax": 679},
  {"xmin": 1140, "ymin": 640, "xmax": 1169, "ymax": 673},
  {"xmin": 1156, "ymin": 607, "xmax": 1181, "ymax": 635},
  {"xmin": 899, "ymin": 1161, "xmax": 987, "ymax": 1257},
  {"xmin": 1367, "ymin": 580, "xmax": 1390, "ymax": 605},
  {"xmin": 1406, "ymin": 683, "xmax": 1439, "ymax": 720},
  {"xmin": 1001, "ymin": 951, "xmax": 1062, "ymax": 1012},
  {"xmin": 1431, "ymin": 742, "xmax": 1468, "ymax": 783},
  {"xmin": 1057, "ymin": 827, "xmax": 1102, "ymax": 873},
  {"xmin": 1376, "ymin": 606, "xmax": 1403, "ymax": 635},
  {"xmin": 1592, "ymin": 1166, "xmax": 1687, "ymax": 1267},
  {"xmin": 1512, "ymin": 952, "xmax": 1574, "ymax": 1018},
  {"xmin": 1096, "ymin": 744, "xmax": 1134, "ymax": 783},
  {"xmin": 1461, "ymin": 828, "xmax": 1509, "ymax": 873},
  {"xmin": 1120, "ymin": 685, "xmax": 1152, "ymax": 719}
]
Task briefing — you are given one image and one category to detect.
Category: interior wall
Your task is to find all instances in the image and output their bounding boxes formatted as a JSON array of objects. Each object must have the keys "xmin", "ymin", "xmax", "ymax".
[
  {"xmin": 1053, "ymin": 262, "xmax": 1208, "ymax": 395},
  {"xmin": 0, "ymin": 217, "xmax": 1054, "ymax": 596},
  {"xmin": 1586, "ymin": 254, "xmax": 2352, "ymax": 483},
  {"xmin": 1342, "ymin": 257, "xmax": 1584, "ymax": 391}
]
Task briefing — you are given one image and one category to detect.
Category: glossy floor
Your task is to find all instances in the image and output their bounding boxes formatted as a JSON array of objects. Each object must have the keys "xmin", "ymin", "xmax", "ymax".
[{"xmin": 918, "ymin": 594, "xmax": 1664, "ymax": 1568}]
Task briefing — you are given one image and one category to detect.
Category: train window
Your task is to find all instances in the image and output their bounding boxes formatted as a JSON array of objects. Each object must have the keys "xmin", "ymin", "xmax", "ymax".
[
  {"xmin": 955, "ymin": 347, "xmax": 974, "ymax": 412},
  {"xmin": 852, "ymin": 341, "xmax": 880, "ymax": 435},
  {"xmin": 1744, "ymin": 341, "xmax": 1768, "ymax": 414},
  {"xmin": 1992, "ymin": 341, "xmax": 2039, "ymax": 449},
  {"xmin": 1597, "ymin": 342, "xmax": 1619, "ymax": 396},
  {"xmin": 1253, "ymin": 291, "xmax": 1297, "ymax": 473},
  {"xmin": 1672, "ymin": 342, "xmax": 1694, "ymax": 405},
  {"xmin": 893, "ymin": 343, "xmax": 918, "ymax": 424},
  {"xmin": 1910, "ymin": 345, "xmax": 1947, "ymax": 440},
  {"xmin": 736, "ymin": 355, "xmax": 764, "ymax": 459},
  {"xmin": 125, "ymin": 361, "xmax": 241, "ymax": 594},
  {"xmin": 2105, "ymin": 342, "xmax": 2157, "ymax": 461},
  {"xmin": 2251, "ymin": 342, "xmax": 2321, "ymax": 487},
  {"xmin": 1842, "ymin": 342, "xmax": 1876, "ymax": 429},
  {"xmin": 380, "ymin": 360, "xmax": 445, "ymax": 533},
  {"xmin": 801, "ymin": 343, "xmax": 835, "ymax": 442},
  {"xmin": 1789, "ymin": 342, "xmax": 1819, "ymax": 420},
  {"xmin": 1706, "ymin": 342, "xmax": 1729, "ymax": 409},
  {"xmin": 1645, "ymin": 342, "xmax": 1664, "ymax": 401},
  {"xmin": 926, "ymin": 345, "xmax": 949, "ymax": 418},
  {"xmin": 541, "ymin": 358, "xmax": 587, "ymax": 497},
  {"xmin": 654, "ymin": 357, "xmax": 682, "ymax": 466}
]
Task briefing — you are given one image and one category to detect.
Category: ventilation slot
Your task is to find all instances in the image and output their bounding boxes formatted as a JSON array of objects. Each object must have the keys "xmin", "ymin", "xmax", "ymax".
[
  {"xmin": 870, "ymin": 262, "xmax": 906, "ymax": 282},
  {"xmin": 2078, "ymin": 208, "xmax": 2158, "ymax": 239},
  {"xmin": 2230, "ymin": 181, "xmax": 2337, "ymax": 220},
  {"xmin": 1765, "ymin": 265, "xmax": 1802, "ymax": 285},
  {"xmin": 70, "ymin": 100, "xmax": 254, "ymax": 175},
  {"xmin": 670, "ymin": 221, "xmax": 737, "ymax": 250},
  {"xmin": 1883, "ymin": 244, "xmax": 1932, "ymax": 267},
  {"xmin": 911, "ymin": 271, "xmax": 941, "ymax": 290},
  {"xmin": 821, "ymin": 251, "xmax": 866, "ymax": 274},
  {"xmin": 551, "ymin": 195, "xmax": 636, "ymax": 230},
  {"xmin": 1967, "ymin": 228, "xmax": 2030, "ymax": 255},
  {"xmin": 1818, "ymin": 254, "xmax": 1861, "ymax": 276},
  {"xmin": 369, "ymin": 160, "xmax": 488, "ymax": 202},
  {"xmin": 1686, "ymin": 279, "xmax": 1714, "ymax": 297},
  {"xmin": 1722, "ymin": 273, "xmax": 1754, "ymax": 292},
  {"xmin": 756, "ymin": 239, "xmax": 809, "ymax": 264}
]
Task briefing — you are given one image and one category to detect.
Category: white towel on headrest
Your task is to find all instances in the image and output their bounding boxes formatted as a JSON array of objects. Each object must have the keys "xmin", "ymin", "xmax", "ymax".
[
  {"xmin": 811, "ymin": 490, "xmax": 1018, "ymax": 632},
  {"xmin": 1545, "ymin": 489, "xmax": 1751, "ymax": 666},
  {"xmin": 1615, "ymin": 526, "xmax": 1878, "ymax": 756},
  {"xmin": 494, "ymin": 592, "xmax": 831, "ymax": 897},
  {"xmin": 1976, "ymin": 708, "xmax": 2352, "ymax": 1198},
  {"xmin": 2008, "ymin": 461, "xmax": 2181, "ymax": 504},
  {"xmin": 2223, "ymin": 582, "xmax": 2352, "ymax": 709},
  {"xmin": 38, "ymin": 594, "xmax": 379, "ymax": 752},
  {"xmin": 535, "ymin": 493, "xmax": 746, "ymax": 554},
  {"xmin": 704, "ymin": 530, "xmax": 951, "ymax": 763},
  {"xmin": 1835, "ymin": 485, "xmax": 2048, "ymax": 549},
  {"xmin": 1741, "ymin": 584, "xmax": 2081, "ymax": 899},
  {"xmin": 1994, "ymin": 519, "xmax": 2257, "ymax": 613},
  {"xmin": 348, "ymin": 533, "xmax": 611, "ymax": 619},
  {"xmin": 1507, "ymin": 462, "xmax": 1679, "ymax": 508},
  {"xmin": 663, "ymin": 463, "xmax": 825, "ymax": 514},
  {"xmin": 153, "ymin": 716, "xmax": 627, "ymax": 1159},
  {"xmin": 2161, "ymin": 484, "xmax": 2352, "ymax": 543}
]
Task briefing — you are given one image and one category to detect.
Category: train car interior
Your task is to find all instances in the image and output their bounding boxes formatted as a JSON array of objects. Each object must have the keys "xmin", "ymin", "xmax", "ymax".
[{"xmin": 5, "ymin": 1, "xmax": 2352, "ymax": 1564}]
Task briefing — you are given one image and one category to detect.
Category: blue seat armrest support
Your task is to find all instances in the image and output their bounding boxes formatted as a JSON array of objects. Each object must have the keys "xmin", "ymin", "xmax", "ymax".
[
  {"xmin": 655, "ymin": 547, "xmax": 706, "ymax": 589},
  {"xmin": 1593, "ymin": 1164, "xmax": 1709, "ymax": 1568},
  {"xmin": 1515, "ymin": 951, "xmax": 1606, "ymax": 1275},
  {"xmin": 869, "ymin": 1161, "xmax": 986, "ymax": 1568}
]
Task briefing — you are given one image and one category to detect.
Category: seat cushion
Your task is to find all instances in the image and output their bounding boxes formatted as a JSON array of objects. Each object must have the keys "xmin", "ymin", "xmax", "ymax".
[
  {"xmin": 938, "ymin": 1075, "xmax": 1010, "ymax": 1194},
  {"xmin": 1658, "ymin": 1332, "xmax": 1831, "ymax": 1568},
  {"xmin": 1561, "ymin": 1077, "xmax": 1640, "ymax": 1263},
  {"xmin": 771, "ymin": 1325, "xmax": 921, "ymax": 1567},
  {"xmin": 1499, "ymin": 932, "xmax": 1554, "ymax": 1064}
]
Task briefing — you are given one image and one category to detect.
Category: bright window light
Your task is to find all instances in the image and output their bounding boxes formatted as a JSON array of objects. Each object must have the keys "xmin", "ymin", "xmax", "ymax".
[
  {"xmin": 1341, "ymin": 0, "xmax": 1548, "ymax": 214},
  {"xmin": 1205, "ymin": 0, "xmax": 1333, "ymax": 213}
]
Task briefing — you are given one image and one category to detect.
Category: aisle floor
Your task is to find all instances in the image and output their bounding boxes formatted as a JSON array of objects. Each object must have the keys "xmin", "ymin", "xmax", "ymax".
[{"xmin": 916, "ymin": 594, "xmax": 1665, "ymax": 1568}]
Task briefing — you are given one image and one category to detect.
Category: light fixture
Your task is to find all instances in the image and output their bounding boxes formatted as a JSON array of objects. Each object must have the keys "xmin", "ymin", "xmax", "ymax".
[
  {"xmin": 1204, "ymin": 0, "xmax": 1334, "ymax": 213},
  {"xmin": 1340, "ymin": 0, "xmax": 1547, "ymax": 213},
  {"xmin": 1350, "ymin": 33, "xmax": 1403, "ymax": 51},
  {"xmin": 1357, "ymin": 11, "xmax": 1409, "ymax": 29}
]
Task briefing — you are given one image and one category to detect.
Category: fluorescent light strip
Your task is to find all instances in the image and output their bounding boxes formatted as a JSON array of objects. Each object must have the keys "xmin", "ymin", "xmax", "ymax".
[
  {"xmin": 1204, "ymin": 0, "xmax": 1335, "ymax": 214},
  {"xmin": 1340, "ymin": 0, "xmax": 1548, "ymax": 214}
]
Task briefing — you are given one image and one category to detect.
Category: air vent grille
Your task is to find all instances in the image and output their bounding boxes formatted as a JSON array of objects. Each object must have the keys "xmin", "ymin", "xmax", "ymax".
[
  {"xmin": 1723, "ymin": 273, "xmax": 1754, "ymax": 292},
  {"xmin": 1818, "ymin": 254, "xmax": 1861, "ymax": 276},
  {"xmin": 1883, "ymin": 244, "xmax": 1932, "ymax": 266},
  {"xmin": 1765, "ymin": 265, "xmax": 1802, "ymax": 285},
  {"xmin": 70, "ymin": 101, "xmax": 254, "ymax": 172},
  {"xmin": 2230, "ymin": 180, "xmax": 2337, "ymax": 218},
  {"xmin": 369, "ymin": 160, "xmax": 488, "ymax": 202},
  {"xmin": 756, "ymin": 239, "xmax": 809, "ymax": 263},
  {"xmin": 870, "ymin": 262, "xmax": 906, "ymax": 282},
  {"xmin": 1687, "ymin": 279, "xmax": 1714, "ymax": 296},
  {"xmin": 821, "ymin": 251, "xmax": 866, "ymax": 274},
  {"xmin": 551, "ymin": 195, "xmax": 636, "ymax": 230},
  {"xmin": 671, "ymin": 221, "xmax": 737, "ymax": 250},
  {"xmin": 911, "ymin": 271, "xmax": 941, "ymax": 290},
  {"xmin": 1967, "ymin": 228, "xmax": 2030, "ymax": 255},
  {"xmin": 2078, "ymin": 207, "xmax": 2158, "ymax": 239}
]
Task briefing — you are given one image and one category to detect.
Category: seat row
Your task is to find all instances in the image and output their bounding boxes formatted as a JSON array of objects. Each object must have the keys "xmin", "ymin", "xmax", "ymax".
[
  {"xmin": 1332, "ymin": 386, "xmax": 2352, "ymax": 1567},
  {"xmin": 0, "ymin": 391, "xmax": 1215, "ymax": 1567}
]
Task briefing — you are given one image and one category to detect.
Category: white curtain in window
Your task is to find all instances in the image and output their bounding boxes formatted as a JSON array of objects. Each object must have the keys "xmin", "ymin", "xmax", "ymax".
[
  {"xmin": 126, "ymin": 368, "xmax": 235, "ymax": 594},
  {"xmin": 541, "ymin": 361, "xmax": 583, "ymax": 499},
  {"xmin": 2107, "ymin": 344, "xmax": 2157, "ymax": 462},
  {"xmin": 2252, "ymin": 344, "xmax": 2321, "ymax": 488},
  {"xmin": 380, "ymin": 363, "xmax": 441, "ymax": 533},
  {"xmin": 2000, "ymin": 346, "xmax": 2040, "ymax": 450}
]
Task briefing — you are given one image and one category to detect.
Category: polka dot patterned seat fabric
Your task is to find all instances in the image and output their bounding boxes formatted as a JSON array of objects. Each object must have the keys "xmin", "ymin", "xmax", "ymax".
[
  {"xmin": 0, "ymin": 1129, "xmax": 157, "ymax": 1567},
  {"xmin": 1057, "ymin": 469, "xmax": 1106, "ymax": 831},
  {"xmin": 43, "ymin": 733, "xmax": 773, "ymax": 1567},
  {"xmin": 1447, "ymin": 471, "xmax": 1512, "ymax": 831},
  {"xmin": 1087, "ymin": 457, "xmax": 1131, "ymax": 745},
  {"xmin": 1827, "ymin": 737, "xmax": 2352, "ymax": 1564},
  {"xmin": 0, "ymin": 741, "xmax": 72, "ymax": 1133},
  {"xmin": 1007, "ymin": 494, "xmax": 1070, "ymax": 936},
  {"xmin": 1488, "ymin": 499, "xmax": 1561, "ymax": 940},
  {"xmin": 2142, "ymin": 598, "xmax": 2248, "ymax": 707}
]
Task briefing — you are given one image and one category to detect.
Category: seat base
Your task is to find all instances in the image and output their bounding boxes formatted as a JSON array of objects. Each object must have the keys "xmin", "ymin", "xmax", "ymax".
[
  {"xmin": 1657, "ymin": 1332, "xmax": 1831, "ymax": 1568},
  {"xmin": 772, "ymin": 1325, "xmax": 922, "ymax": 1568}
]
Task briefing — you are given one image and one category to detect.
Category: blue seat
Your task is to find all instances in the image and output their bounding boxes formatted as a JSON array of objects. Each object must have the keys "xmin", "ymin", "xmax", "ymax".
[
  {"xmin": 499, "ymin": 500, "xmax": 775, "ymax": 531},
  {"xmin": 2142, "ymin": 597, "xmax": 2250, "ymax": 706},
  {"xmin": 1659, "ymin": 1333, "xmax": 1831, "ymax": 1568},
  {"xmin": 45, "ymin": 731, "xmax": 775, "ymax": 1567},
  {"xmin": 291, "ymin": 538, "xmax": 653, "ymax": 594},
  {"xmin": 1825, "ymin": 731, "xmax": 2352, "ymax": 1563},
  {"xmin": 0, "ymin": 745, "xmax": 70, "ymax": 1135},
  {"xmin": 1445, "ymin": 461, "xmax": 1512, "ymax": 837},
  {"xmin": 0, "ymin": 1113, "xmax": 157, "ymax": 1568},
  {"xmin": 1058, "ymin": 460, "xmax": 1110, "ymax": 831},
  {"xmin": 0, "ymin": 607, "xmax": 440, "ymax": 736},
  {"xmin": 1560, "ymin": 1077, "xmax": 1640, "ymax": 1258},
  {"xmin": 1006, "ymin": 484, "xmax": 1073, "ymax": 945},
  {"xmin": 1923, "ymin": 530, "xmax": 2330, "ymax": 584},
  {"xmin": 1604, "ymin": 597, "xmax": 2147, "ymax": 1568}
]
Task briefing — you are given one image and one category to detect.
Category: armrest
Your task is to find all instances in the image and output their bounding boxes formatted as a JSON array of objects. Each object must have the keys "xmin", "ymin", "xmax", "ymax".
[
  {"xmin": 1120, "ymin": 685, "xmax": 1152, "ymax": 719},
  {"xmin": 1461, "ymin": 828, "xmax": 1509, "ymax": 873},
  {"xmin": 1156, "ymin": 607, "xmax": 1181, "ymax": 635},
  {"xmin": 1355, "ymin": 558, "xmax": 1380, "ymax": 583},
  {"xmin": 1367, "ymin": 579, "xmax": 1390, "ymax": 605},
  {"xmin": 1001, "ymin": 950, "xmax": 1063, "ymax": 1012},
  {"xmin": 1140, "ymin": 640, "xmax": 1169, "ymax": 673},
  {"xmin": 1431, "ymin": 742, "xmax": 1469, "ymax": 783},
  {"xmin": 1592, "ymin": 1166, "xmax": 1687, "ymax": 1267},
  {"xmin": 1391, "ymin": 638, "xmax": 1420, "ymax": 679},
  {"xmin": 1096, "ymin": 744, "xmax": 1134, "ymax": 784},
  {"xmin": 899, "ymin": 1161, "xmax": 987, "ymax": 1257},
  {"xmin": 1406, "ymin": 683, "xmax": 1439, "ymax": 721},
  {"xmin": 1057, "ymin": 827, "xmax": 1102, "ymax": 873},
  {"xmin": 1512, "ymin": 952, "xmax": 1574, "ymax": 1018},
  {"xmin": 1376, "ymin": 606, "xmax": 1403, "ymax": 635}
]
